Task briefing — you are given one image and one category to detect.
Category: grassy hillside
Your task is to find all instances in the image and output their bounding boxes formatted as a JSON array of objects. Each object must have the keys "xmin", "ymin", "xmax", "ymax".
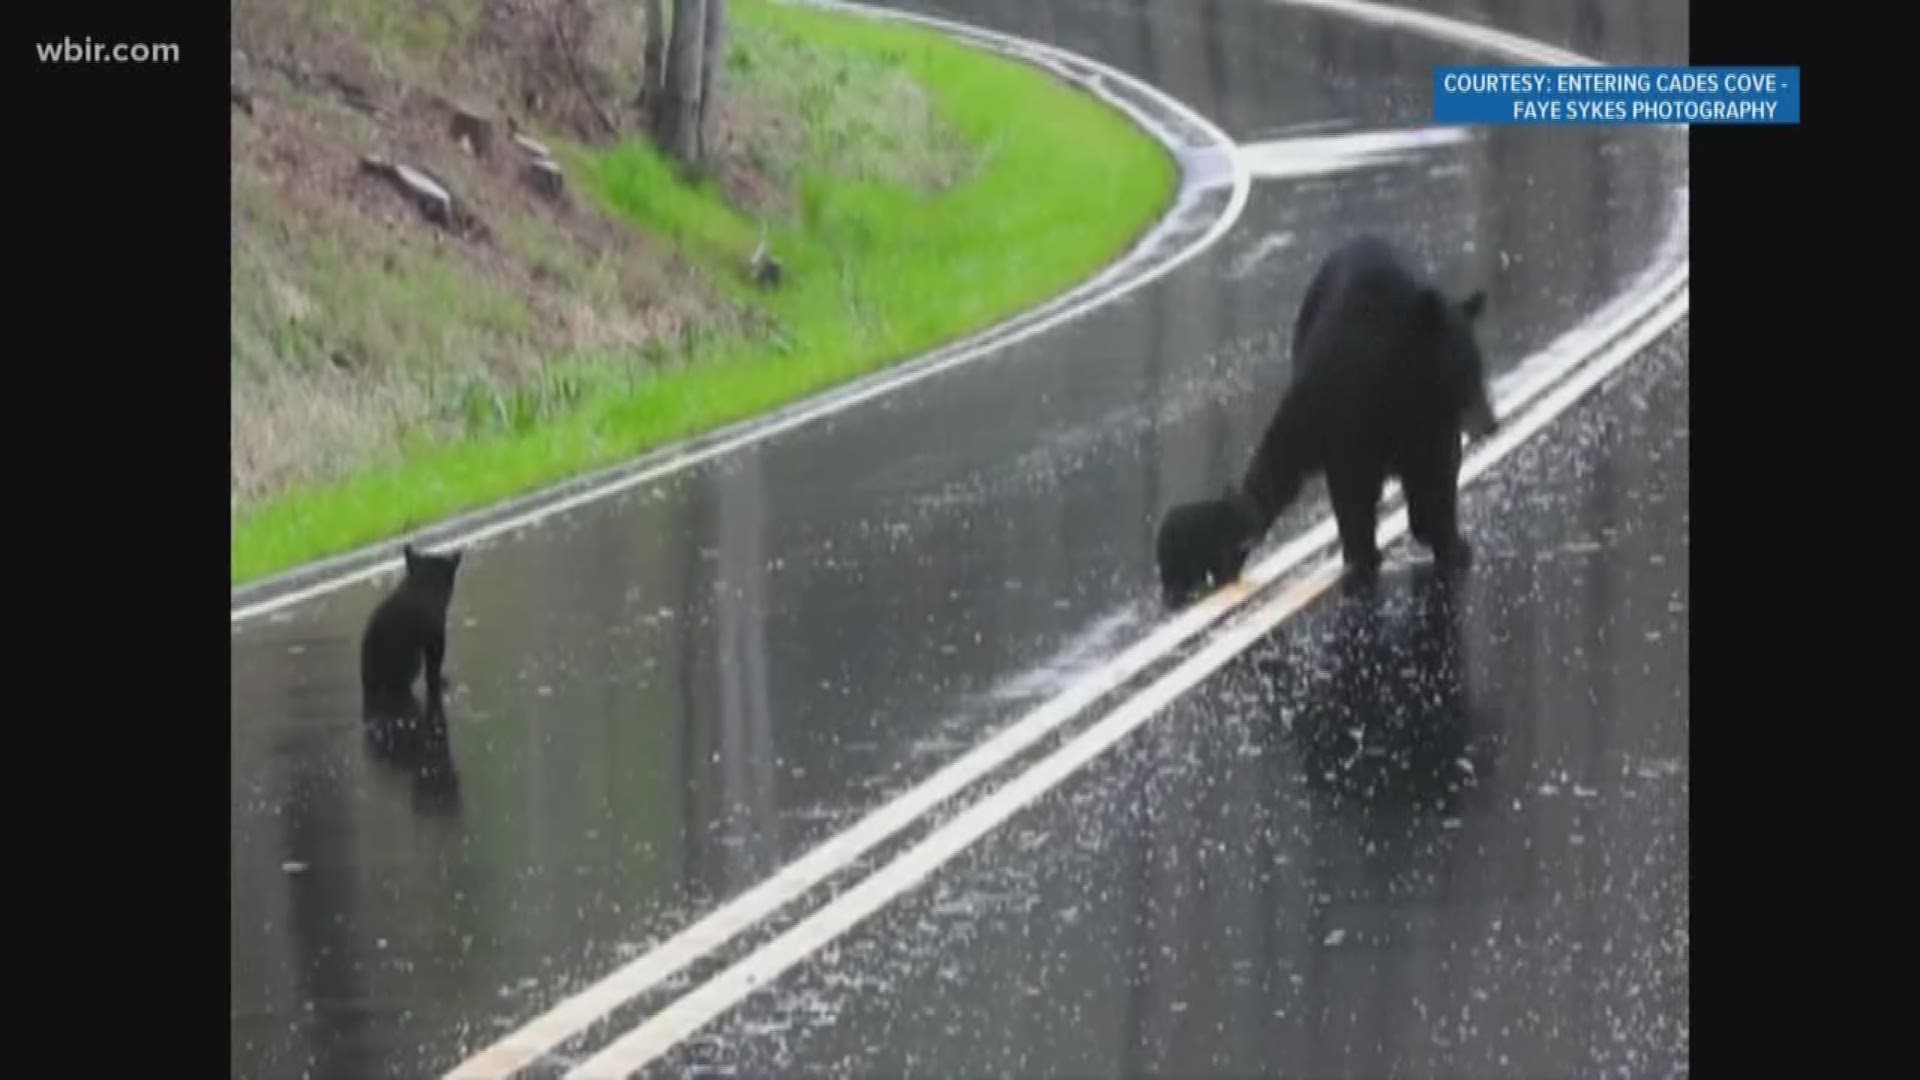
[{"xmin": 230, "ymin": 0, "xmax": 1178, "ymax": 584}]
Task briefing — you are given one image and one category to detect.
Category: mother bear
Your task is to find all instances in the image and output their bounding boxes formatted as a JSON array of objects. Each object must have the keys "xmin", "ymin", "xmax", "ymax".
[{"xmin": 1155, "ymin": 235, "xmax": 1498, "ymax": 603}]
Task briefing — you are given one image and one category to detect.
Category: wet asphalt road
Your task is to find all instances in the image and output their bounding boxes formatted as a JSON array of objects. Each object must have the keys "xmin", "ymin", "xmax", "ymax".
[
  {"xmin": 229, "ymin": 1, "xmax": 1688, "ymax": 1076},
  {"xmin": 648, "ymin": 323, "xmax": 1689, "ymax": 1080}
]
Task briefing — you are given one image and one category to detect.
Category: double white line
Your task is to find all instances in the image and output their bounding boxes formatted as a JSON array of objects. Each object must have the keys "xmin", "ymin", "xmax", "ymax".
[
  {"xmin": 565, "ymin": 280, "xmax": 1690, "ymax": 1080},
  {"xmin": 445, "ymin": 0, "xmax": 1690, "ymax": 1075},
  {"xmin": 450, "ymin": 259, "xmax": 1691, "ymax": 1080}
]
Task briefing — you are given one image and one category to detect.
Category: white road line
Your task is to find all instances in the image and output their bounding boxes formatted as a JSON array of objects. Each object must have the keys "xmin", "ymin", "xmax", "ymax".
[
  {"xmin": 230, "ymin": 5, "xmax": 1251, "ymax": 625},
  {"xmin": 442, "ymin": 0, "xmax": 1691, "ymax": 1073},
  {"xmin": 567, "ymin": 287, "xmax": 1691, "ymax": 1079},
  {"xmin": 1237, "ymin": 126, "xmax": 1475, "ymax": 180},
  {"xmin": 1272, "ymin": 0, "xmax": 1594, "ymax": 66}
]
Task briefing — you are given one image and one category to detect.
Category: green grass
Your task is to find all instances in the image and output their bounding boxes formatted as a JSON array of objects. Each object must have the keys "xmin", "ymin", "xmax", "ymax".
[
  {"xmin": 233, "ymin": 198, "xmax": 539, "ymax": 382},
  {"xmin": 230, "ymin": 0, "xmax": 1179, "ymax": 585}
]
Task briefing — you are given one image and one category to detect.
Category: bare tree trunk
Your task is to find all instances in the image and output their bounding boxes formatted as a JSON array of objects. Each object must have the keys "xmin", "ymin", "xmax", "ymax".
[
  {"xmin": 638, "ymin": 0, "xmax": 667, "ymax": 106},
  {"xmin": 696, "ymin": 0, "xmax": 729, "ymax": 161},
  {"xmin": 653, "ymin": 0, "xmax": 707, "ymax": 165},
  {"xmin": 550, "ymin": 0, "xmax": 617, "ymax": 137}
]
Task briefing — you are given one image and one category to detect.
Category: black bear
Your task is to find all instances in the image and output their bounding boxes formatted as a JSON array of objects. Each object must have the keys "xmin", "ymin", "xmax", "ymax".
[
  {"xmin": 1156, "ymin": 235, "xmax": 1497, "ymax": 603},
  {"xmin": 360, "ymin": 543, "xmax": 464, "ymax": 728}
]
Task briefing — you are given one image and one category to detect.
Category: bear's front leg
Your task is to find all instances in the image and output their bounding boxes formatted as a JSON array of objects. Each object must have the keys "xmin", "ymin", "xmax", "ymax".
[{"xmin": 1402, "ymin": 437, "xmax": 1473, "ymax": 574}]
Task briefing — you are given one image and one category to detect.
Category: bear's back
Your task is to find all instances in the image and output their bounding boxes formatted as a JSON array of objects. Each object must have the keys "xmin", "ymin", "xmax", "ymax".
[
  {"xmin": 360, "ymin": 584, "xmax": 442, "ymax": 687},
  {"xmin": 1286, "ymin": 237, "xmax": 1458, "ymax": 453},
  {"xmin": 1297, "ymin": 236, "xmax": 1429, "ymax": 367}
]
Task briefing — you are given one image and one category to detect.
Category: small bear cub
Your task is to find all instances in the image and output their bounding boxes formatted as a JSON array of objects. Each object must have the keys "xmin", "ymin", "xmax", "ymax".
[{"xmin": 360, "ymin": 543, "xmax": 464, "ymax": 727}]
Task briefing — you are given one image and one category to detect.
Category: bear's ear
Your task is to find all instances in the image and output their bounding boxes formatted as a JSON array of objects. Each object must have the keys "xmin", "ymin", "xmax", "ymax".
[
  {"xmin": 1420, "ymin": 287, "xmax": 1453, "ymax": 326},
  {"xmin": 1459, "ymin": 289, "xmax": 1488, "ymax": 323},
  {"xmin": 403, "ymin": 543, "xmax": 421, "ymax": 568}
]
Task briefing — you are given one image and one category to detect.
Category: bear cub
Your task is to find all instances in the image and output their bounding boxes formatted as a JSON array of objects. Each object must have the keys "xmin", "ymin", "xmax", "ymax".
[
  {"xmin": 1156, "ymin": 235, "xmax": 1498, "ymax": 604},
  {"xmin": 360, "ymin": 543, "xmax": 464, "ymax": 727}
]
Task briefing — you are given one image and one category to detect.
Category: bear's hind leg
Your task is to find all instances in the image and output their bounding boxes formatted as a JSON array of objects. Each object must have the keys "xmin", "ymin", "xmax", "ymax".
[{"xmin": 1327, "ymin": 458, "xmax": 1386, "ymax": 586}]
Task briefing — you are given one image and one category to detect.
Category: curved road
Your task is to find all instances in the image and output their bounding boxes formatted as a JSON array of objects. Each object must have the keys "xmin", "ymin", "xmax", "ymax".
[{"xmin": 229, "ymin": 1, "xmax": 1689, "ymax": 1076}]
